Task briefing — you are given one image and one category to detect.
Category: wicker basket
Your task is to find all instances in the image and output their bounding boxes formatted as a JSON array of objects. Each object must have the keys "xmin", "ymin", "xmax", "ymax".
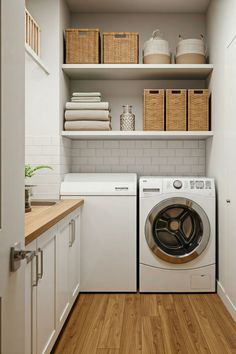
[
  {"xmin": 103, "ymin": 32, "xmax": 139, "ymax": 64},
  {"xmin": 188, "ymin": 89, "xmax": 209, "ymax": 131},
  {"xmin": 65, "ymin": 28, "xmax": 100, "ymax": 64},
  {"xmin": 166, "ymin": 89, "xmax": 187, "ymax": 131},
  {"xmin": 144, "ymin": 89, "xmax": 165, "ymax": 131}
]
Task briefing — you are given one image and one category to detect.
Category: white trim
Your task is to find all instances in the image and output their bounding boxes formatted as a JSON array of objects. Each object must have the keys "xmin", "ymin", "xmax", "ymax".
[
  {"xmin": 61, "ymin": 130, "xmax": 214, "ymax": 140},
  {"xmin": 25, "ymin": 44, "xmax": 50, "ymax": 75},
  {"xmin": 217, "ymin": 281, "xmax": 236, "ymax": 322},
  {"xmin": 62, "ymin": 63, "xmax": 213, "ymax": 80}
]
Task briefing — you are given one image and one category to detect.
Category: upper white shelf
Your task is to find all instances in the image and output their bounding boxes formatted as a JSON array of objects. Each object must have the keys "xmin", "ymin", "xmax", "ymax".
[
  {"xmin": 62, "ymin": 131, "xmax": 214, "ymax": 140},
  {"xmin": 62, "ymin": 64, "xmax": 213, "ymax": 80}
]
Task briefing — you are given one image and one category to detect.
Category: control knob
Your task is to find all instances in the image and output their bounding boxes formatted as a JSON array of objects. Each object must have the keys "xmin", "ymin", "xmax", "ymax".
[{"xmin": 173, "ymin": 180, "xmax": 182, "ymax": 189}]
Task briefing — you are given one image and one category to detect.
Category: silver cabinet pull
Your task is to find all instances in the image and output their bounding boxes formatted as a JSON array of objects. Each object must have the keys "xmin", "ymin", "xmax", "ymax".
[
  {"xmin": 69, "ymin": 221, "xmax": 73, "ymax": 247},
  {"xmin": 33, "ymin": 253, "xmax": 39, "ymax": 287},
  {"xmin": 37, "ymin": 248, "xmax": 44, "ymax": 279},
  {"xmin": 72, "ymin": 219, "xmax": 76, "ymax": 245}
]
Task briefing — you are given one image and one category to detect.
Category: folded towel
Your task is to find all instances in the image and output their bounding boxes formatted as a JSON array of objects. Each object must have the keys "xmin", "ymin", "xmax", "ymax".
[
  {"xmin": 72, "ymin": 92, "xmax": 101, "ymax": 97},
  {"xmin": 64, "ymin": 120, "xmax": 112, "ymax": 131},
  {"xmin": 66, "ymin": 102, "xmax": 109, "ymax": 110},
  {"xmin": 65, "ymin": 110, "xmax": 111, "ymax": 121},
  {"xmin": 71, "ymin": 97, "xmax": 101, "ymax": 102}
]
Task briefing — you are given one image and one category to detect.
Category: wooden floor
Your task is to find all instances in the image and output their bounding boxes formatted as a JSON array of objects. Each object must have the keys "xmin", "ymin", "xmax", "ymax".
[{"xmin": 52, "ymin": 293, "xmax": 236, "ymax": 354}]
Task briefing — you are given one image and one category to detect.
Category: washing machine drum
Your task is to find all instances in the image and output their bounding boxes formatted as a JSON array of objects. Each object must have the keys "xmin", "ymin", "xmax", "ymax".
[{"xmin": 145, "ymin": 197, "xmax": 210, "ymax": 264}]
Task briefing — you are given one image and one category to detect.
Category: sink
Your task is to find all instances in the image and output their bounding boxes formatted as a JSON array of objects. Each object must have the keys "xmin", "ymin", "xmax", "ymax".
[{"xmin": 31, "ymin": 200, "xmax": 59, "ymax": 207}]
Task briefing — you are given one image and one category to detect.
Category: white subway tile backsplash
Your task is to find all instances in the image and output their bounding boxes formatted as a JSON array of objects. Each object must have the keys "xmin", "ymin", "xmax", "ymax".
[
  {"xmin": 111, "ymin": 149, "xmax": 127, "ymax": 157},
  {"xmin": 135, "ymin": 140, "xmax": 152, "ymax": 148},
  {"xmin": 168, "ymin": 140, "xmax": 184, "ymax": 148},
  {"xmin": 128, "ymin": 149, "xmax": 143, "ymax": 157},
  {"xmin": 159, "ymin": 149, "xmax": 176, "ymax": 157},
  {"xmin": 87, "ymin": 140, "xmax": 103, "ymax": 148},
  {"xmin": 26, "ymin": 135, "xmax": 206, "ymax": 200}
]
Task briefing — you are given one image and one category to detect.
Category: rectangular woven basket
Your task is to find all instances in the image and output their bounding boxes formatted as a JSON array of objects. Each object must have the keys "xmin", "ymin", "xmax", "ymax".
[
  {"xmin": 144, "ymin": 89, "xmax": 165, "ymax": 131},
  {"xmin": 188, "ymin": 89, "xmax": 209, "ymax": 131},
  {"xmin": 103, "ymin": 32, "xmax": 139, "ymax": 64},
  {"xmin": 65, "ymin": 28, "xmax": 100, "ymax": 64},
  {"xmin": 166, "ymin": 89, "xmax": 187, "ymax": 131}
]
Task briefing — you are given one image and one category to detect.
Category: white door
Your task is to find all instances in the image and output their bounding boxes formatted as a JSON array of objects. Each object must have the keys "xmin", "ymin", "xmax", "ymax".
[
  {"xmin": 0, "ymin": 0, "xmax": 25, "ymax": 353},
  {"xmin": 225, "ymin": 35, "xmax": 236, "ymax": 309}
]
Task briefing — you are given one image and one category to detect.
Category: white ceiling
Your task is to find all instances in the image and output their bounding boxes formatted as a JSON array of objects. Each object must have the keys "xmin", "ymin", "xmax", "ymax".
[{"xmin": 66, "ymin": 0, "xmax": 210, "ymax": 14}]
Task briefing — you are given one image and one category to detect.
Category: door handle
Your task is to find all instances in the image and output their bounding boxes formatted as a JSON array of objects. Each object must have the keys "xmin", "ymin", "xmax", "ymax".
[
  {"xmin": 37, "ymin": 248, "xmax": 44, "ymax": 279},
  {"xmin": 32, "ymin": 253, "xmax": 39, "ymax": 287},
  {"xmin": 10, "ymin": 242, "xmax": 36, "ymax": 272}
]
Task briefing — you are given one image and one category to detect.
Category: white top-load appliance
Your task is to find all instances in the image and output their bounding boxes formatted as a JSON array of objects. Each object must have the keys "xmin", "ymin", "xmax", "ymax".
[
  {"xmin": 61, "ymin": 173, "xmax": 137, "ymax": 292},
  {"xmin": 139, "ymin": 177, "xmax": 215, "ymax": 292}
]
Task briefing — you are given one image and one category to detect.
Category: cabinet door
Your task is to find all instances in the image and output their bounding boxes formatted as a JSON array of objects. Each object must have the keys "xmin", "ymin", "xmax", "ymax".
[
  {"xmin": 25, "ymin": 241, "xmax": 37, "ymax": 354},
  {"xmin": 36, "ymin": 227, "xmax": 57, "ymax": 354},
  {"xmin": 56, "ymin": 215, "xmax": 70, "ymax": 328},
  {"xmin": 69, "ymin": 210, "xmax": 81, "ymax": 303}
]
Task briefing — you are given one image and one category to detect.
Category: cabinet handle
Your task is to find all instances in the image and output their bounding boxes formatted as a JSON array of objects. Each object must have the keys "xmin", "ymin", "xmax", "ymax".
[
  {"xmin": 32, "ymin": 253, "xmax": 39, "ymax": 287},
  {"xmin": 69, "ymin": 221, "xmax": 73, "ymax": 247},
  {"xmin": 37, "ymin": 248, "xmax": 44, "ymax": 279},
  {"xmin": 72, "ymin": 219, "xmax": 76, "ymax": 245}
]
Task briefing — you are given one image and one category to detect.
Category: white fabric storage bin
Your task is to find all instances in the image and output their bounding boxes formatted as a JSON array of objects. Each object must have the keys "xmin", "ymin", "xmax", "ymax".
[
  {"xmin": 143, "ymin": 30, "xmax": 171, "ymax": 64},
  {"xmin": 176, "ymin": 36, "xmax": 206, "ymax": 64}
]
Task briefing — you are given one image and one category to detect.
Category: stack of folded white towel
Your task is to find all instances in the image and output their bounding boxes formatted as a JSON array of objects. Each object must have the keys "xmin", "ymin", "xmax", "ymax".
[{"xmin": 64, "ymin": 92, "xmax": 112, "ymax": 131}]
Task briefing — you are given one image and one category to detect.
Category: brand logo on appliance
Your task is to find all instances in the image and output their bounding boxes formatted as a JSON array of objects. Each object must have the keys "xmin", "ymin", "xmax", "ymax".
[{"xmin": 115, "ymin": 186, "xmax": 129, "ymax": 190}]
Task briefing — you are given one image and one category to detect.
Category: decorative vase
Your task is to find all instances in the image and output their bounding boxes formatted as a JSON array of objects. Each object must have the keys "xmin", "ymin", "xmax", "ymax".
[
  {"xmin": 120, "ymin": 105, "xmax": 135, "ymax": 131},
  {"xmin": 25, "ymin": 185, "xmax": 34, "ymax": 213}
]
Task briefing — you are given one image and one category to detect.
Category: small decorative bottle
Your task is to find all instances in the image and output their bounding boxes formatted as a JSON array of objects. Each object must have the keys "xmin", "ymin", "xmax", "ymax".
[{"xmin": 120, "ymin": 105, "xmax": 135, "ymax": 131}]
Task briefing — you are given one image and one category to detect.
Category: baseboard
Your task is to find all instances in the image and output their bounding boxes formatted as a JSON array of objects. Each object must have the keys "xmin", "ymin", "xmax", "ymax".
[{"xmin": 217, "ymin": 281, "xmax": 236, "ymax": 322}]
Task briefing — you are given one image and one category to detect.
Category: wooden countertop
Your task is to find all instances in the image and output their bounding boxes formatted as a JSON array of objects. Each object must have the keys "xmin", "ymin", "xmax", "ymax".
[{"xmin": 25, "ymin": 199, "xmax": 84, "ymax": 245}]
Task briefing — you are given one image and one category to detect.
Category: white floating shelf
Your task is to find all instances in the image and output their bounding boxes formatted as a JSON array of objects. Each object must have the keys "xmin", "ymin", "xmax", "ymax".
[
  {"xmin": 62, "ymin": 64, "xmax": 213, "ymax": 80},
  {"xmin": 62, "ymin": 131, "xmax": 214, "ymax": 140}
]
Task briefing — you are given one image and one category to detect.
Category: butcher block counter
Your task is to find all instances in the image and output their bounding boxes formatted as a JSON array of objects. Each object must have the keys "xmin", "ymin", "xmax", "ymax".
[{"xmin": 25, "ymin": 199, "xmax": 84, "ymax": 245}]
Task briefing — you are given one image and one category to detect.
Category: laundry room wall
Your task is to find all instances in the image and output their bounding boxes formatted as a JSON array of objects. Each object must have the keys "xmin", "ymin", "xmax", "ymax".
[
  {"xmin": 25, "ymin": 0, "xmax": 71, "ymax": 200},
  {"xmin": 207, "ymin": 0, "xmax": 236, "ymax": 321}
]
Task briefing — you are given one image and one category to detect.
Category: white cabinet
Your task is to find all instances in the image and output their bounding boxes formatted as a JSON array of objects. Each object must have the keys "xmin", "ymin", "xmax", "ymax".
[
  {"xmin": 36, "ymin": 227, "xmax": 57, "ymax": 354},
  {"xmin": 25, "ymin": 207, "xmax": 81, "ymax": 354},
  {"xmin": 68, "ymin": 210, "xmax": 81, "ymax": 303},
  {"xmin": 56, "ymin": 209, "xmax": 81, "ymax": 330},
  {"xmin": 56, "ymin": 215, "xmax": 70, "ymax": 327}
]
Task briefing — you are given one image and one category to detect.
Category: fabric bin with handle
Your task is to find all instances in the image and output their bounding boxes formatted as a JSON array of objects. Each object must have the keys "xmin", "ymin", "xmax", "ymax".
[
  {"xmin": 65, "ymin": 28, "xmax": 100, "ymax": 64},
  {"xmin": 166, "ymin": 89, "xmax": 187, "ymax": 131},
  {"xmin": 188, "ymin": 89, "xmax": 209, "ymax": 131},
  {"xmin": 144, "ymin": 89, "xmax": 165, "ymax": 131},
  {"xmin": 103, "ymin": 32, "xmax": 139, "ymax": 64}
]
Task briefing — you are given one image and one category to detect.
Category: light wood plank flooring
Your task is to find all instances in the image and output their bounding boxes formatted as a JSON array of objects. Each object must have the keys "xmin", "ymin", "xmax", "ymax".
[{"xmin": 52, "ymin": 294, "xmax": 236, "ymax": 354}]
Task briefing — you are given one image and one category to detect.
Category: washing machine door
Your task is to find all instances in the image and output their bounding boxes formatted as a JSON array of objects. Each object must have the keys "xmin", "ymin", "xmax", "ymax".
[{"xmin": 145, "ymin": 197, "xmax": 210, "ymax": 264}]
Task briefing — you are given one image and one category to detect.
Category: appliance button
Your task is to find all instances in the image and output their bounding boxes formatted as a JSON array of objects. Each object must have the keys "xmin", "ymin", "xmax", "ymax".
[
  {"xmin": 173, "ymin": 180, "xmax": 183, "ymax": 189},
  {"xmin": 196, "ymin": 181, "xmax": 204, "ymax": 189}
]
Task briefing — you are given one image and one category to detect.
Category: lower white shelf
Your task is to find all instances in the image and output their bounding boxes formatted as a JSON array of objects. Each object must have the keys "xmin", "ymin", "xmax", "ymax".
[{"xmin": 62, "ymin": 131, "xmax": 214, "ymax": 140}]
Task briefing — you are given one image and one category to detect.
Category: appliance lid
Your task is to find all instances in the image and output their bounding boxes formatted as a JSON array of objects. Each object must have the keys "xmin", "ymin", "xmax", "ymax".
[{"xmin": 60, "ymin": 173, "xmax": 137, "ymax": 196}]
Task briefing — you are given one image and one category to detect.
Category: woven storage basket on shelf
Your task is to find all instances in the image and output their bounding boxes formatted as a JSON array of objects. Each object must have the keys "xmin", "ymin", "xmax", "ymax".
[
  {"xmin": 188, "ymin": 89, "xmax": 209, "ymax": 131},
  {"xmin": 65, "ymin": 28, "xmax": 100, "ymax": 64},
  {"xmin": 144, "ymin": 89, "xmax": 165, "ymax": 131},
  {"xmin": 103, "ymin": 32, "xmax": 139, "ymax": 64},
  {"xmin": 166, "ymin": 89, "xmax": 187, "ymax": 131}
]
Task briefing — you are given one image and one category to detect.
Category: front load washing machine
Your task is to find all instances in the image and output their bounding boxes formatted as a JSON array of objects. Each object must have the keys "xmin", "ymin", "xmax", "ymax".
[{"xmin": 139, "ymin": 177, "xmax": 216, "ymax": 292}]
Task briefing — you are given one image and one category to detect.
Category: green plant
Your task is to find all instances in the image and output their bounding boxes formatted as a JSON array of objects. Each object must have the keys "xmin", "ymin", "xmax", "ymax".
[{"xmin": 25, "ymin": 164, "xmax": 53, "ymax": 178}]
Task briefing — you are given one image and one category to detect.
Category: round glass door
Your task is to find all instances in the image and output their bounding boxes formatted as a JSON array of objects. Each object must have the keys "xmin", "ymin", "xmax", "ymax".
[{"xmin": 145, "ymin": 197, "xmax": 210, "ymax": 264}]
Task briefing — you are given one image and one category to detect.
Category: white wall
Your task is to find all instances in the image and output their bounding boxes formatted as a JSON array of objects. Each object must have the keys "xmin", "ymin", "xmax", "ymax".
[
  {"xmin": 207, "ymin": 0, "xmax": 236, "ymax": 321},
  {"xmin": 25, "ymin": 0, "xmax": 71, "ymax": 199}
]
